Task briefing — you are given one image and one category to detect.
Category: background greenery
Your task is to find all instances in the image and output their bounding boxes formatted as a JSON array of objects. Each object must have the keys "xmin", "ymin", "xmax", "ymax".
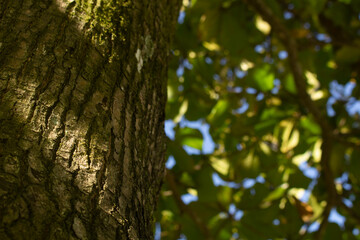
[{"xmin": 156, "ymin": 0, "xmax": 360, "ymax": 239}]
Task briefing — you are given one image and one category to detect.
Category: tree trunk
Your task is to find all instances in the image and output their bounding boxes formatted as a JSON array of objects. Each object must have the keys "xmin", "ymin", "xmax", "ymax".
[{"xmin": 0, "ymin": 0, "xmax": 180, "ymax": 239}]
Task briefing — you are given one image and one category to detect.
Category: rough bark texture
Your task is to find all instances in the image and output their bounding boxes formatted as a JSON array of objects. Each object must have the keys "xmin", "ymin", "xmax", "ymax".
[{"xmin": 0, "ymin": 0, "xmax": 180, "ymax": 239}]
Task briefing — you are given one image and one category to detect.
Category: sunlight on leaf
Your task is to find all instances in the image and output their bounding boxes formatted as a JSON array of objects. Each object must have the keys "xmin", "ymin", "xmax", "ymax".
[
  {"xmin": 288, "ymin": 188, "xmax": 306, "ymax": 200},
  {"xmin": 183, "ymin": 0, "xmax": 191, "ymax": 7},
  {"xmin": 281, "ymin": 128, "xmax": 299, "ymax": 153},
  {"xmin": 259, "ymin": 141, "xmax": 271, "ymax": 155},
  {"xmin": 263, "ymin": 183, "xmax": 289, "ymax": 202},
  {"xmin": 312, "ymin": 139, "xmax": 322, "ymax": 163},
  {"xmin": 187, "ymin": 188, "xmax": 198, "ymax": 196},
  {"xmin": 240, "ymin": 60, "xmax": 254, "ymax": 71},
  {"xmin": 210, "ymin": 156, "xmax": 230, "ymax": 175},
  {"xmin": 305, "ymin": 71, "xmax": 325, "ymax": 100},
  {"xmin": 207, "ymin": 100, "xmax": 229, "ymax": 127},
  {"xmin": 255, "ymin": 15, "xmax": 271, "ymax": 35},
  {"xmin": 292, "ymin": 151, "xmax": 311, "ymax": 166},
  {"xmin": 241, "ymin": 150, "xmax": 260, "ymax": 172},
  {"xmin": 174, "ymin": 99, "xmax": 188, "ymax": 123},
  {"xmin": 203, "ymin": 41, "xmax": 221, "ymax": 51}
]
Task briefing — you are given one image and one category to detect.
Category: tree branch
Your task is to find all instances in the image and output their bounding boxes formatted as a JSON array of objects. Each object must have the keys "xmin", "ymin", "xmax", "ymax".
[
  {"xmin": 241, "ymin": 1, "xmax": 340, "ymax": 238},
  {"xmin": 242, "ymin": 0, "xmax": 332, "ymax": 134},
  {"xmin": 314, "ymin": 134, "xmax": 336, "ymax": 240}
]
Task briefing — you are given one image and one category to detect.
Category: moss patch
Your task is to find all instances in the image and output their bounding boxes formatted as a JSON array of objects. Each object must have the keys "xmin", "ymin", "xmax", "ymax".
[{"xmin": 72, "ymin": 0, "xmax": 132, "ymax": 59}]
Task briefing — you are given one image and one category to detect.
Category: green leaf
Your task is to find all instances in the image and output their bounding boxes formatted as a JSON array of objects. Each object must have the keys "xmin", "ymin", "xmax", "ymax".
[
  {"xmin": 207, "ymin": 100, "xmax": 229, "ymax": 127},
  {"xmin": 176, "ymin": 127, "xmax": 204, "ymax": 150},
  {"xmin": 308, "ymin": 194, "xmax": 324, "ymax": 221},
  {"xmin": 174, "ymin": 99, "xmax": 189, "ymax": 123},
  {"xmin": 180, "ymin": 172, "xmax": 195, "ymax": 186},
  {"xmin": 254, "ymin": 119, "xmax": 278, "ymax": 135},
  {"xmin": 288, "ymin": 168, "xmax": 312, "ymax": 189},
  {"xmin": 217, "ymin": 186, "xmax": 232, "ymax": 205},
  {"xmin": 231, "ymin": 150, "xmax": 260, "ymax": 179},
  {"xmin": 300, "ymin": 116, "xmax": 321, "ymax": 135},
  {"xmin": 280, "ymin": 121, "xmax": 300, "ymax": 153},
  {"xmin": 263, "ymin": 183, "xmax": 288, "ymax": 202},
  {"xmin": 283, "ymin": 74, "xmax": 297, "ymax": 94},
  {"xmin": 251, "ymin": 65, "xmax": 275, "ymax": 91},
  {"xmin": 210, "ymin": 156, "xmax": 230, "ymax": 175}
]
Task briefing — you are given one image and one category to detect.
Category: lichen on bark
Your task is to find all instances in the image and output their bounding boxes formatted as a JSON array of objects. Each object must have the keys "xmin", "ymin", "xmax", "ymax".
[{"xmin": 136, "ymin": 35, "xmax": 155, "ymax": 73}]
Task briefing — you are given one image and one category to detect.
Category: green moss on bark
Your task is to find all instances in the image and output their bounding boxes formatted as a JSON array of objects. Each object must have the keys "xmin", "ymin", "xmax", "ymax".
[{"xmin": 71, "ymin": 0, "xmax": 132, "ymax": 60}]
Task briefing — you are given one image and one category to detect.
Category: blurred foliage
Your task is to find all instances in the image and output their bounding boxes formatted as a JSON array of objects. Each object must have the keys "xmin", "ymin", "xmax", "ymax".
[{"xmin": 157, "ymin": 0, "xmax": 360, "ymax": 239}]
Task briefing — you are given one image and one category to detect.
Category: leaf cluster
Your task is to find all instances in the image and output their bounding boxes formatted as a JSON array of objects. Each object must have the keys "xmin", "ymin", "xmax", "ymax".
[{"xmin": 158, "ymin": 0, "xmax": 360, "ymax": 239}]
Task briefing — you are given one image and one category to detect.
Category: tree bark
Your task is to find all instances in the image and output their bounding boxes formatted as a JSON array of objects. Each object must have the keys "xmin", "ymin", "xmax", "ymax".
[{"xmin": 0, "ymin": 0, "xmax": 180, "ymax": 239}]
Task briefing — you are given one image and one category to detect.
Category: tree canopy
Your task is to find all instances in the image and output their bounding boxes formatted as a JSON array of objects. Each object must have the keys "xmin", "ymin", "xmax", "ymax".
[{"xmin": 157, "ymin": 0, "xmax": 360, "ymax": 239}]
